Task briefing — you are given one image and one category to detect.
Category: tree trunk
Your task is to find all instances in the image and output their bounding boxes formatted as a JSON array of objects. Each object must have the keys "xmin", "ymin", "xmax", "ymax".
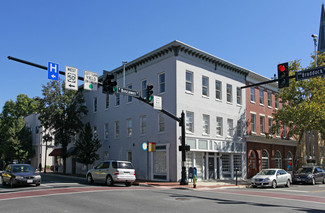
[{"xmin": 294, "ymin": 130, "xmax": 305, "ymax": 172}]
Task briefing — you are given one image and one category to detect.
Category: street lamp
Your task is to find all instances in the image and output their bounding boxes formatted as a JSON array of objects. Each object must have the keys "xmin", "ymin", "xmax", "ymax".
[
  {"xmin": 122, "ymin": 61, "xmax": 127, "ymax": 87},
  {"xmin": 312, "ymin": 34, "xmax": 318, "ymax": 67}
]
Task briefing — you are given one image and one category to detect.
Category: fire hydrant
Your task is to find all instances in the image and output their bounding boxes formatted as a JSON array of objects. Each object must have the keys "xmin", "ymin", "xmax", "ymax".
[{"xmin": 193, "ymin": 174, "xmax": 197, "ymax": 188}]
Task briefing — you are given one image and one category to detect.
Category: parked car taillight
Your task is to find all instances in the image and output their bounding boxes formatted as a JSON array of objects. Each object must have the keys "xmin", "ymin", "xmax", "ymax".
[{"xmin": 114, "ymin": 170, "xmax": 119, "ymax": 175}]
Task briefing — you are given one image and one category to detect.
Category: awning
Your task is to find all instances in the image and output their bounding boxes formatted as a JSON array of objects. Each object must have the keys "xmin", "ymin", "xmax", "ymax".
[{"xmin": 49, "ymin": 148, "xmax": 62, "ymax": 156}]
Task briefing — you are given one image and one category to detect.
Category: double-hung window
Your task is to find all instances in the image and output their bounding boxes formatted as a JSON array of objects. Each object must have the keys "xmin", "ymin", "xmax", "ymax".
[
  {"xmin": 237, "ymin": 120, "xmax": 242, "ymax": 137},
  {"xmin": 226, "ymin": 84, "xmax": 232, "ymax": 103},
  {"xmin": 158, "ymin": 113, "xmax": 165, "ymax": 132},
  {"xmin": 267, "ymin": 91, "xmax": 272, "ymax": 107},
  {"xmin": 141, "ymin": 80, "xmax": 147, "ymax": 98},
  {"xmin": 215, "ymin": 80, "xmax": 222, "ymax": 100},
  {"xmin": 227, "ymin": 119, "xmax": 233, "ymax": 137},
  {"xmin": 216, "ymin": 117, "xmax": 223, "ymax": 136},
  {"xmin": 186, "ymin": 71, "xmax": 193, "ymax": 92},
  {"xmin": 250, "ymin": 87, "xmax": 255, "ymax": 102},
  {"xmin": 127, "ymin": 84, "xmax": 132, "ymax": 103},
  {"xmin": 159, "ymin": 73, "xmax": 165, "ymax": 93},
  {"xmin": 260, "ymin": 116, "xmax": 265, "ymax": 134},
  {"xmin": 202, "ymin": 76, "xmax": 209, "ymax": 96},
  {"xmin": 202, "ymin": 114, "xmax": 210, "ymax": 135},
  {"xmin": 268, "ymin": 117, "xmax": 273, "ymax": 134},
  {"xmin": 186, "ymin": 111, "xmax": 194, "ymax": 133},
  {"xmin": 140, "ymin": 116, "xmax": 147, "ymax": 135},
  {"xmin": 251, "ymin": 113, "xmax": 256, "ymax": 133},
  {"xmin": 127, "ymin": 119, "xmax": 132, "ymax": 137},
  {"xmin": 236, "ymin": 87, "xmax": 242, "ymax": 105},
  {"xmin": 259, "ymin": 89, "xmax": 264, "ymax": 105}
]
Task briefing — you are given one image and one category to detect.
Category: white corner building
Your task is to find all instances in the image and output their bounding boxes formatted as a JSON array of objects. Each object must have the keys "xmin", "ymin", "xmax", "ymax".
[{"xmin": 81, "ymin": 41, "xmax": 249, "ymax": 181}]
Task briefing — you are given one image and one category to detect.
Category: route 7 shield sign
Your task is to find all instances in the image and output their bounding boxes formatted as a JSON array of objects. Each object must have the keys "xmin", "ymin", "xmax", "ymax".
[{"xmin": 48, "ymin": 62, "xmax": 59, "ymax": 81}]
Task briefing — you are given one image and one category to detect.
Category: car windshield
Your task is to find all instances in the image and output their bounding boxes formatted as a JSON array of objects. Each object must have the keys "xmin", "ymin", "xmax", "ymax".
[
  {"xmin": 297, "ymin": 168, "xmax": 313, "ymax": 173},
  {"xmin": 112, "ymin": 162, "xmax": 134, "ymax": 169},
  {"xmin": 12, "ymin": 165, "xmax": 35, "ymax": 173},
  {"xmin": 258, "ymin": 170, "xmax": 276, "ymax": 176}
]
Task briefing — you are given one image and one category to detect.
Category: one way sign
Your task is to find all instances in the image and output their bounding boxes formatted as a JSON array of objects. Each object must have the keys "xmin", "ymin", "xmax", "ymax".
[{"xmin": 48, "ymin": 62, "xmax": 59, "ymax": 81}]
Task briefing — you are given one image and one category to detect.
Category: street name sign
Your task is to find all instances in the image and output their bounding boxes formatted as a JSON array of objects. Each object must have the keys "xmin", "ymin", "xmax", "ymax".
[
  {"xmin": 65, "ymin": 66, "xmax": 78, "ymax": 91},
  {"xmin": 296, "ymin": 65, "xmax": 325, "ymax": 81},
  {"xmin": 117, "ymin": 86, "xmax": 140, "ymax": 97},
  {"xmin": 48, "ymin": 62, "xmax": 59, "ymax": 81},
  {"xmin": 84, "ymin": 71, "xmax": 98, "ymax": 91},
  {"xmin": 153, "ymin": 95, "xmax": 162, "ymax": 110}
]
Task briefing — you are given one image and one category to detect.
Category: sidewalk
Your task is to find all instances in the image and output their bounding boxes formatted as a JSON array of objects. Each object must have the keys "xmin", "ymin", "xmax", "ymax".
[
  {"xmin": 133, "ymin": 179, "xmax": 251, "ymax": 189},
  {"xmin": 42, "ymin": 172, "xmax": 251, "ymax": 189}
]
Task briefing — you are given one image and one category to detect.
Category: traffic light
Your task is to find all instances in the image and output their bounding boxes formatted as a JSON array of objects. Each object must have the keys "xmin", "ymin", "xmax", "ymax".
[
  {"xmin": 146, "ymin": 84, "xmax": 154, "ymax": 103},
  {"xmin": 277, "ymin": 62, "xmax": 289, "ymax": 88},
  {"xmin": 102, "ymin": 73, "xmax": 117, "ymax": 94}
]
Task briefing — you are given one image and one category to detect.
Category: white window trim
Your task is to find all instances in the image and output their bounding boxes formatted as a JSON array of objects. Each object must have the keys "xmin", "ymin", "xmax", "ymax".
[
  {"xmin": 215, "ymin": 80, "xmax": 222, "ymax": 101},
  {"xmin": 185, "ymin": 71, "xmax": 194, "ymax": 94},
  {"xmin": 202, "ymin": 76, "xmax": 209, "ymax": 97},
  {"xmin": 250, "ymin": 112, "xmax": 257, "ymax": 134},
  {"xmin": 158, "ymin": 72, "xmax": 166, "ymax": 94}
]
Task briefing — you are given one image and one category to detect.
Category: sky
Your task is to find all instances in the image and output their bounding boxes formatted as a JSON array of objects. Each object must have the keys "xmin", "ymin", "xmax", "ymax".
[{"xmin": 0, "ymin": 0, "xmax": 322, "ymax": 109}]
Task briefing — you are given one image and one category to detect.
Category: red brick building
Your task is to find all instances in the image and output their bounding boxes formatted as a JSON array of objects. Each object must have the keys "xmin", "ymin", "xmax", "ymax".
[{"xmin": 245, "ymin": 72, "xmax": 296, "ymax": 178}]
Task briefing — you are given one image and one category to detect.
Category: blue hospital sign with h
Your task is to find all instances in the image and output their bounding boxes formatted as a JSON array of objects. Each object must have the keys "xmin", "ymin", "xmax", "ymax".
[{"xmin": 48, "ymin": 62, "xmax": 59, "ymax": 81}]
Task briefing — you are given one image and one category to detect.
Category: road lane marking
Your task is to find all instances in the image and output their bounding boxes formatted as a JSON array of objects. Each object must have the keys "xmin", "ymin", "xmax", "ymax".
[
  {"xmin": 209, "ymin": 189, "xmax": 325, "ymax": 204},
  {"xmin": 0, "ymin": 186, "xmax": 149, "ymax": 201}
]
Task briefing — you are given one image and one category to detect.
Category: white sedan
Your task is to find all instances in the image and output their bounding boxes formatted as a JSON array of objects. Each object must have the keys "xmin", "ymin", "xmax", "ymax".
[{"xmin": 251, "ymin": 169, "xmax": 292, "ymax": 188}]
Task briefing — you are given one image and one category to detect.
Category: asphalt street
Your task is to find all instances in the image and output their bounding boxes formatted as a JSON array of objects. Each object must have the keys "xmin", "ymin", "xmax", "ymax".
[{"xmin": 0, "ymin": 174, "xmax": 325, "ymax": 213}]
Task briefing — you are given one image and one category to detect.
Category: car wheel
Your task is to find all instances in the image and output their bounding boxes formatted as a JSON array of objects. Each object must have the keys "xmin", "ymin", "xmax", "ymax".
[
  {"xmin": 10, "ymin": 179, "xmax": 14, "ymax": 188},
  {"xmin": 323, "ymin": 177, "xmax": 325, "ymax": 184},
  {"xmin": 271, "ymin": 180, "xmax": 277, "ymax": 189},
  {"xmin": 125, "ymin": 182, "xmax": 132, "ymax": 187},
  {"xmin": 312, "ymin": 178, "xmax": 316, "ymax": 185},
  {"xmin": 252, "ymin": 185, "xmax": 257, "ymax": 188},
  {"xmin": 106, "ymin": 175, "xmax": 114, "ymax": 186},
  {"xmin": 2, "ymin": 180, "xmax": 7, "ymax": 186},
  {"xmin": 286, "ymin": 180, "xmax": 290, "ymax": 188},
  {"xmin": 35, "ymin": 183, "xmax": 40, "ymax": 187},
  {"xmin": 87, "ymin": 174, "xmax": 94, "ymax": 184}
]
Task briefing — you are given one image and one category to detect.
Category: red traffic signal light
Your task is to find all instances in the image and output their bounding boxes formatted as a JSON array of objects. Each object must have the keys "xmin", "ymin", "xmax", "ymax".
[
  {"xmin": 277, "ymin": 62, "xmax": 289, "ymax": 88},
  {"xmin": 278, "ymin": 64, "xmax": 286, "ymax": 72}
]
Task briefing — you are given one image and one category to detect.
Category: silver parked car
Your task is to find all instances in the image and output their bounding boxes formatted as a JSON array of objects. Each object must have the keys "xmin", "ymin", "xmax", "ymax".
[
  {"xmin": 86, "ymin": 160, "xmax": 136, "ymax": 186},
  {"xmin": 251, "ymin": 169, "xmax": 292, "ymax": 188}
]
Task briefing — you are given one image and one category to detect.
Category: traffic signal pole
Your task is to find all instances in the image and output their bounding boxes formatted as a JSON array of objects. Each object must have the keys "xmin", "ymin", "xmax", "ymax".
[
  {"xmin": 135, "ymin": 96, "xmax": 188, "ymax": 184},
  {"xmin": 8, "ymin": 56, "xmax": 189, "ymax": 185}
]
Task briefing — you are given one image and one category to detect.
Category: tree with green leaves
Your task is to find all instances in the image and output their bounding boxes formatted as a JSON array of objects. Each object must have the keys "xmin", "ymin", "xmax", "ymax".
[
  {"xmin": 75, "ymin": 122, "xmax": 101, "ymax": 171},
  {"xmin": 273, "ymin": 53, "xmax": 325, "ymax": 169},
  {"xmin": 0, "ymin": 94, "xmax": 39, "ymax": 162},
  {"xmin": 39, "ymin": 80, "xmax": 87, "ymax": 174}
]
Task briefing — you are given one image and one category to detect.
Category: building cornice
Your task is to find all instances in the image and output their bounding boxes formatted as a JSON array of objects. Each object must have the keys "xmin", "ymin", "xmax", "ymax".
[
  {"xmin": 245, "ymin": 135, "xmax": 297, "ymax": 147},
  {"xmin": 108, "ymin": 40, "xmax": 251, "ymax": 77}
]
